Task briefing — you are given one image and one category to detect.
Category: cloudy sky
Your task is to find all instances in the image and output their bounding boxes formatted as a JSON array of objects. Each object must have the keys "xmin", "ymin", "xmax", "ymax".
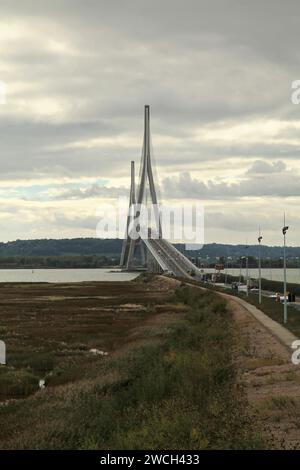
[{"xmin": 0, "ymin": 0, "xmax": 300, "ymax": 246}]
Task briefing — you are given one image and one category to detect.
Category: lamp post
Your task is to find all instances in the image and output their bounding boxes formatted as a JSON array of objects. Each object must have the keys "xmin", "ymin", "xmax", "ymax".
[
  {"xmin": 282, "ymin": 214, "xmax": 289, "ymax": 324},
  {"xmin": 245, "ymin": 243, "xmax": 249, "ymax": 297},
  {"xmin": 258, "ymin": 228, "xmax": 262, "ymax": 304},
  {"xmin": 239, "ymin": 256, "xmax": 243, "ymax": 284},
  {"xmin": 246, "ymin": 255, "xmax": 249, "ymax": 296},
  {"xmin": 296, "ymin": 256, "xmax": 300, "ymax": 280}
]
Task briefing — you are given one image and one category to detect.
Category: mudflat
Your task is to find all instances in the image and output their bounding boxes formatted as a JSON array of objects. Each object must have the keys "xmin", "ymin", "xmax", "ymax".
[{"xmin": 0, "ymin": 275, "xmax": 177, "ymax": 402}]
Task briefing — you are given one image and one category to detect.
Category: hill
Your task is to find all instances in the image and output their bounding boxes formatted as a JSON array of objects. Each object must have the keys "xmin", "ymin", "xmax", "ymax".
[{"xmin": 0, "ymin": 238, "xmax": 299, "ymax": 260}]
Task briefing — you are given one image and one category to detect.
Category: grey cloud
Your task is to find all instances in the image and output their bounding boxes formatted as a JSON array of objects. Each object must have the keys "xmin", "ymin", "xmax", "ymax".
[
  {"xmin": 0, "ymin": 0, "xmax": 297, "ymax": 182},
  {"xmin": 0, "ymin": 0, "xmax": 300, "ymax": 242},
  {"xmin": 52, "ymin": 213, "xmax": 99, "ymax": 230},
  {"xmin": 246, "ymin": 160, "xmax": 286, "ymax": 174},
  {"xmin": 205, "ymin": 210, "xmax": 300, "ymax": 233},
  {"xmin": 54, "ymin": 184, "xmax": 128, "ymax": 200},
  {"xmin": 163, "ymin": 167, "xmax": 300, "ymax": 199}
]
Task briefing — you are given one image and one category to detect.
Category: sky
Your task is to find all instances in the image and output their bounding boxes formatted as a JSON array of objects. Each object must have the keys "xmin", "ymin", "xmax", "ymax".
[{"xmin": 0, "ymin": 0, "xmax": 300, "ymax": 246}]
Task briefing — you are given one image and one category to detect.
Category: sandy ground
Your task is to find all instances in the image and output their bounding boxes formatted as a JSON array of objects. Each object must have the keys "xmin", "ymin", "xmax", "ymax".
[{"xmin": 228, "ymin": 297, "xmax": 300, "ymax": 449}]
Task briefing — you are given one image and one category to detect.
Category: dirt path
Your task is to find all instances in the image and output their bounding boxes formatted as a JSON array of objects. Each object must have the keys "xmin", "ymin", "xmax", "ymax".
[
  {"xmin": 183, "ymin": 280, "xmax": 300, "ymax": 448},
  {"xmin": 227, "ymin": 297, "xmax": 300, "ymax": 449}
]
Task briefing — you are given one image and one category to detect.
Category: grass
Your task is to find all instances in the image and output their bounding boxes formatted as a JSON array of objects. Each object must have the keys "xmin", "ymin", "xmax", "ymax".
[
  {"xmin": 0, "ymin": 368, "xmax": 39, "ymax": 398},
  {"xmin": 0, "ymin": 279, "xmax": 172, "ymax": 401},
  {"xmin": 242, "ymin": 357, "xmax": 285, "ymax": 371},
  {"xmin": 236, "ymin": 292, "xmax": 300, "ymax": 338},
  {"xmin": 195, "ymin": 276, "xmax": 300, "ymax": 338},
  {"xmin": 0, "ymin": 283, "xmax": 263, "ymax": 450},
  {"xmin": 219, "ymin": 273, "xmax": 300, "ymax": 297}
]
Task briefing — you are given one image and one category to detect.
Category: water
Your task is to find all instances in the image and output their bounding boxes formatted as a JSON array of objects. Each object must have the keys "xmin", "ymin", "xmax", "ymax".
[
  {"xmin": 0, "ymin": 268, "xmax": 140, "ymax": 283},
  {"xmin": 204, "ymin": 268, "xmax": 300, "ymax": 284},
  {"xmin": 2, "ymin": 267, "xmax": 299, "ymax": 285}
]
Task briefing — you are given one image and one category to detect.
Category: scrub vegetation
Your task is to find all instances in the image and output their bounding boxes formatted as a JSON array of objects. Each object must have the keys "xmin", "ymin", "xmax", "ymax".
[{"xmin": 0, "ymin": 278, "xmax": 262, "ymax": 449}]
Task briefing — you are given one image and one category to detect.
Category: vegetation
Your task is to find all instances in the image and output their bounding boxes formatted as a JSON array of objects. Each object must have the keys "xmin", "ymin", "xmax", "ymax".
[
  {"xmin": 219, "ymin": 272, "xmax": 300, "ymax": 297},
  {"xmin": 236, "ymin": 291, "xmax": 300, "ymax": 339},
  {"xmin": 0, "ymin": 255, "xmax": 115, "ymax": 269},
  {"xmin": 0, "ymin": 238, "xmax": 300, "ymax": 268},
  {"xmin": 0, "ymin": 280, "xmax": 263, "ymax": 449},
  {"xmin": 0, "ymin": 279, "xmax": 165, "ymax": 402},
  {"xmin": 0, "ymin": 238, "xmax": 122, "ymax": 257},
  {"xmin": 203, "ymin": 273, "xmax": 300, "ymax": 337}
]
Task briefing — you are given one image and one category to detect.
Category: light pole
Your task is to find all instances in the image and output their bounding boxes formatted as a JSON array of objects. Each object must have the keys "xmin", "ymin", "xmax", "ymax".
[
  {"xmin": 296, "ymin": 256, "xmax": 300, "ymax": 279},
  {"xmin": 282, "ymin": 214, "xmax": 289, "ymax": 324},
  {"xmin": 245, "ymin": 243, "xmax": 249, "ymax": 297},
  {"xmin": 246, "ymin": 255, "xmax": 249, "ymax": 296},
  {"xmin": 239, "ymin": 256, "xmax": 243, "ymax": 284},
  {"xmin": 258, "ymin": 228, "xmax": 262, "ymax": 304}
]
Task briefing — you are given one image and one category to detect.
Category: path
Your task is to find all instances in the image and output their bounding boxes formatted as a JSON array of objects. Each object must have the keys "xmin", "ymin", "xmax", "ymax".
[{"xmin": 185, "ymin": 280, "xmax": 300, "ymax": 448}]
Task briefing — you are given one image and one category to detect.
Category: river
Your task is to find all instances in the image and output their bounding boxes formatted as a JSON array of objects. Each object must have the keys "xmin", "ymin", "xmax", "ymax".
[
  {"xmin": 0, "ymin": 268, "xmax": 140, "ymax": 283},
  {"xmin": 204, "ymin": 267, "xmax": 300, "ymax": 284}
]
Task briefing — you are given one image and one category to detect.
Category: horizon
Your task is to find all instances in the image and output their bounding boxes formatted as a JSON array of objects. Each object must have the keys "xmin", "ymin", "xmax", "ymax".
[{"xmin": 0, "ymin": 236, "xmax": 299, "ymax": 250}]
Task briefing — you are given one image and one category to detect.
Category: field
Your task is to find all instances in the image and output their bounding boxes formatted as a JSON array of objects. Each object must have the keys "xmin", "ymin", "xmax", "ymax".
[
  {"xmin": 0, "ymin": 275, "xmax": 262, "ymax": 449},
  {"xmin": 0, "ymin": 275, "xmax": 176, "ymax": 401}
]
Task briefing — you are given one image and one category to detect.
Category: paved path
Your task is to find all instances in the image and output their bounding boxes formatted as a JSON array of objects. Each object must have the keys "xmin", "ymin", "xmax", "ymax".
[
  {"xmin": 220, "ymin": 291, "xmax": 298, "ymax": 351},
  {"xmin": 186, "ymin": 282, "xmax": 298, "ymax": 351}
]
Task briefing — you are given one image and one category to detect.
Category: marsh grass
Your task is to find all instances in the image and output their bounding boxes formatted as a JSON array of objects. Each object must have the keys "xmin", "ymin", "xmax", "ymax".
[
  {"xmin": 45, "ymin": 287, "xmax": 262, "ymax": 449},
  {"xmin": 0, "ymin": 279, "xmax": 172, "ymax": 401},
  {"xmin": 0, "ymin": 368, "xmax": 39, "ymax": 398},
  {"xmin": 0, "ymin": 284, "xmax": 263, "ymax": 449}
]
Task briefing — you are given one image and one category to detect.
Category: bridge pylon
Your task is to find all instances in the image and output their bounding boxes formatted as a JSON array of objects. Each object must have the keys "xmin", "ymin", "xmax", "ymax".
[{"xmin": 120, "ymin": 105, "xmax": 162, "ymax": 270}]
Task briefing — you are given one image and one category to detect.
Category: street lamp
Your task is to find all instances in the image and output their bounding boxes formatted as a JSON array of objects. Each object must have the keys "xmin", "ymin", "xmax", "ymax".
[
  {"xmin": 296, "ymin": 256, "xmax": 300, "ymax": 279},
  {"xmin": 245, "ymin": 243, "xmax": 249, "ymax": 297},
  {"xmin": 239, "ymin": 256, "xmax": 244, "ymax": 284},
  {"xmin": 258, "ymin": 228, "xmax": 262, "ymax": 304},
  {"xmin": 225, "ymin": 256, "xmax": 232, "ymax": 285},
  {"xmin": 282, "ymin": 215, "xmax": 289, "ymax": 324}
]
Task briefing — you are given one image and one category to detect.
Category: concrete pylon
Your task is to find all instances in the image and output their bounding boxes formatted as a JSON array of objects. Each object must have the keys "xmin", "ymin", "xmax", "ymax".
[
  {"xmin": 119, "ymin": 161, "xmax": 136, "ymax": 268},
  {"xmin": 120, "ymin": 105, "xmax": 161, "ymax": 270}
]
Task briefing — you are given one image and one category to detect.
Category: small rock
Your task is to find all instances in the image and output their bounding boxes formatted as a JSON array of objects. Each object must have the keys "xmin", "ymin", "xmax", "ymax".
[
  {"xmin": 89, "ymin": 349, "xmax": 108, "ymax": 356},
  {"xmin": 39, "ymin": 379, "xmax": 46, "ymax": 389}
]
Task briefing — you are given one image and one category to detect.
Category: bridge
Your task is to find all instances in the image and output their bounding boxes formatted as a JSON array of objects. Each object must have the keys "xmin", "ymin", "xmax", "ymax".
[{"xmin": 120, "ymin": 105, "xmax": 199, "ymax": 279}]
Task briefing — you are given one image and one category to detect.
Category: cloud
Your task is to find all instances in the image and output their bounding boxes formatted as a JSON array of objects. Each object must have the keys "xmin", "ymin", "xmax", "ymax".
[
  {"xmin": 54, "ymin": 183, "xmax": 128, "ymax": 200},
  {"xmin": 0, "ymin": 1, "xmax": 300, "ymax": 243},
  {"xmin": 246, "ymin": 160, "xmax": 286, "ymax": 174},
  {"xmin": 162, "ymin": 163, "xmax": 300, "ymax": 199}
]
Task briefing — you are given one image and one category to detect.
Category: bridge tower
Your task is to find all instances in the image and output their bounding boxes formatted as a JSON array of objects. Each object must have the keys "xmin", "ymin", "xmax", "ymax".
[{"xmin": 120, "ymin": 105, "xmax": 162, "ymax": 270}]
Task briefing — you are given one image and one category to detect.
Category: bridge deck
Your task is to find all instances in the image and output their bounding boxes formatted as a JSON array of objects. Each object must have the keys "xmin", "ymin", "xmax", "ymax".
[{"xmin": 143, "ymin": 237, "xmax": 198, "ymax": 279}]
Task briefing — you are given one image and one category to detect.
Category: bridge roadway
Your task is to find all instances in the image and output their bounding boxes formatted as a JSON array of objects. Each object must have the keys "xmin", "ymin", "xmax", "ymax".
[{"xmin": 143, "ymin": 236, "xmax": 199, "ymax": 279}]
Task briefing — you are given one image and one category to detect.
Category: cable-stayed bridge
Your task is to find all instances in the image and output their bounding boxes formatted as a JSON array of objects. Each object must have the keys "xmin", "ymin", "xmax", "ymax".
[{"xmin": 120, "ymin": 105, "xmax": 198, "ymax": 279}]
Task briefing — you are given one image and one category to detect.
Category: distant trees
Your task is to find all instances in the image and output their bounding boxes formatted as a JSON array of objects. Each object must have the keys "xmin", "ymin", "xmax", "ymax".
[
  {"xmin": 0, "ymin": 238, "xmax": 123, "ymax": 258},
  {"xmin": 0, "ymin": 255, "xmax": 117, "ymax": 269},
  {"xmin": 0, "ymin": 238, "xmax": 299, "ymax": 269}
]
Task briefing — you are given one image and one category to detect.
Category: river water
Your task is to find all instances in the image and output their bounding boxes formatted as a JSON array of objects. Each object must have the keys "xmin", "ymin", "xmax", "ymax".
[
  {"xmin": 1, "ymin": 267, "xmax": 298, "ymax": 285},
  {"xmin": 204, "ymin": 268, "xmax": 300, "ymax": 284},
  {"xmin": 0, "ymin": 268, "xmax": 140, "ymax": 283}
]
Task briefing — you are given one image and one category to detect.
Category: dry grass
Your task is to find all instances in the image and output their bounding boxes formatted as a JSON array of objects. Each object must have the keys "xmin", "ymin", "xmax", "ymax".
[
  {"xmin": 0, "ymin": 280, "xmax": 262, "ymax": 450},
  {"xmin": 0, "ymin": 277, "xmax": 175, "ymax": 400}
]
